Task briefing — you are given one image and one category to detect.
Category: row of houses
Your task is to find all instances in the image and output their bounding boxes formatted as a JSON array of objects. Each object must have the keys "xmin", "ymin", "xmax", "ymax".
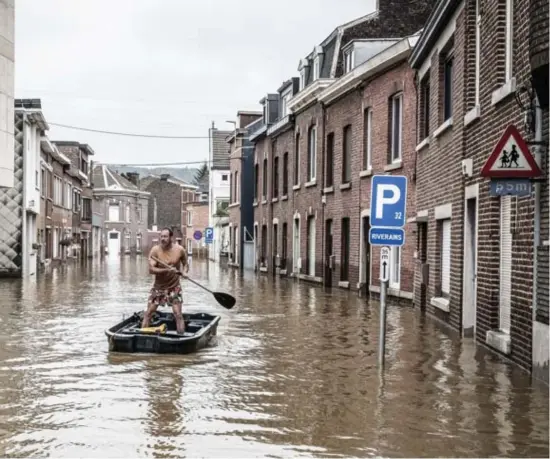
[
  {"xmin": 0, "ymin": 99, "xmax": 213, "ymax": 278},
  {"xmin": 224, "ymin": 0, "xmax": 549, "ymax": 383}
]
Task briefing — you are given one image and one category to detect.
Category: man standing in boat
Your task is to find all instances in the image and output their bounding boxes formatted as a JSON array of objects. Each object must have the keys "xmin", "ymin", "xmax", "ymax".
[{"xmin": 142, "ymin": 227, "xmax": 189, "ymax": 334}]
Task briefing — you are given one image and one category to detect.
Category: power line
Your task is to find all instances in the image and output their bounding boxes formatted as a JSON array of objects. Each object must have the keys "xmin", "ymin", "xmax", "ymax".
[
  {"xmin": 49, "ymin": 122, "xmax": 211, "ymax": 139},
  {"xmin": 96, "ymin": 159, "xmax": 211, "ymax": 167}
]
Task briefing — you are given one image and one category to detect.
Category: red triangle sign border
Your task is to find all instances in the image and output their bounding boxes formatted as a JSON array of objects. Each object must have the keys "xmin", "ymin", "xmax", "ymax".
[{"xmin": 480, "ymin": 124, "xmax": 543, "ymax": 178}]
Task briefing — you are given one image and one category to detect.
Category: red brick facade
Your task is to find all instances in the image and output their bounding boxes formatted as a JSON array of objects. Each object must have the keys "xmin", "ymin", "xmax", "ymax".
[{"xmin": 409, "ymin": 0, "xmax": 549, "ymax": 375}]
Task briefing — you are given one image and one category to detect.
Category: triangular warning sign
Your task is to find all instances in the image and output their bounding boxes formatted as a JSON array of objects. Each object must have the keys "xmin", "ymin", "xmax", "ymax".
[{"xmin": 481, "ymin": 125, "xmax": 543, "ymax": 178}]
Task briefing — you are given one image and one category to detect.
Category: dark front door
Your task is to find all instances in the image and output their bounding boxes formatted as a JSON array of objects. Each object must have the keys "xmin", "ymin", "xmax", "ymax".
[
  {"xmin": 324, "ymin": 219, "xmax": 333, "ymax": 287},
  {"xmin": 418, "ymin": 222, "xmax": 428, "ymax": 311},
  {"xmin": 362, "ymin": 216, "xmax": 370, "ymax": 295}
]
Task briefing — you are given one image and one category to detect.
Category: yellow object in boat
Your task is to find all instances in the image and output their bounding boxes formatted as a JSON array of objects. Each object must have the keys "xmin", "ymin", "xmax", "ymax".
[{"xmin": 138, "ymin": 323, "xmax": 167, "ymax": 334}]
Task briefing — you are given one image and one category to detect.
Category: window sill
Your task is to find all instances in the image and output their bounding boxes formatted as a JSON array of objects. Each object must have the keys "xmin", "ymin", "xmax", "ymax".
[
  {"xmin": 415, "ymin": 137, "xmax": 430, "ymax": 152},
  {"xmin": 293, "ymin": 184, "xmax": 301, "ymax": 191},
  {"xmin": 323, "ymin": 186, "xmax": 334, "ymax": 194},
  {"xmin": 433, "ymin": 118, "xmax": 453, "ymax": 138},
  {"xmin": 338, "ymin": 281, "xmax": 349, "ymax": 289},
  {"xmin": 491, "ymin": 78, "xmax": 516, "ymax": 106},
  {"xmin": 384, "ymin": 162, "xmax": 402, "ymax": 172},
  {"xmin": 259, "ymin": 266, "xmax": 268, "ymax": 273},
  {"xmin": 340, "ymin": 183, "xmax": 351, "ymax": 191},
  {"xmin": 272, "ymin": 198, "xmax": 278, "ymax": 203},
  {"xmin": 228, "ymin": 202, "xmax": 239, "ymax": 208},
  {"xmin": 305, "ymin": 180, "xmax": 317, "ymax": 188},
  {"xmin": 253, "ymin": 201, "xmax": 258, "ymax": 207},
  {"xmin": 430, "ymin": 297, "xmax": 450, "ymax": 312},
  {"xmin": 486, "ymin": 330, "xmax": 511, "ymax": 355},
  {"xmin": 281, "ymin": 195, "xmax": 288, "ymax": 201},
  {"xmin": 464, "ymin": 104, "xmax": 481, "ymax": 127},
  {"xmin": 360, "ymin": 169, "xmax": 373, "ymax": 178},
  {"xmin": 261, "ymin": 199, "xmax": 267, "ymax": 205}
]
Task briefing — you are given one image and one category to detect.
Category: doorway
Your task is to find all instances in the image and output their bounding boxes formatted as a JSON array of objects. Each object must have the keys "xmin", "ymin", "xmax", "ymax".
[
  {"xmin": 324, "ymin": 219, "xmax": 333, "ymax": 287},
  {"xmin": 360, "ymin": 216, "xmax": 371, "ymax": 294},
  {"xmin": 418, "ymin": 221, "xmax": 428, "ymax": 311},
  {"xmin": 307, "ymin": 216, "xmax": 316, "ymax": 276},
  {"xmin": 293, "ymin": 217, "xmax": 300, "ymax": 273},
  {"xmin": 108, "ymin": 231, "xmax": 120, "ymax": 255},
  {"xmin": 462, "ymin": 196, "xmax": 478, "ymax": 337}
]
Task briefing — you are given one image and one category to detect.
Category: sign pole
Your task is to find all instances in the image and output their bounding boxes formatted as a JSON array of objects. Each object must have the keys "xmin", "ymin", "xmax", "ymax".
[{"xmin": 378, "ymin": 245, "xmax": 390, "ymax": 367}]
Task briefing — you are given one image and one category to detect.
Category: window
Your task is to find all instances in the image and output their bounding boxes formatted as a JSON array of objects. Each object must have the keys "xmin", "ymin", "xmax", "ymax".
[
  {"xmin": 282, "ymin": 222, "xmax": 288, "ymax": 266},
  {"xmin": 136, "ymin": 233, "xmax": 142, "ymax": 252},
  {"xmin": 363, "ymin": 109, "xmax": 372, "ymax": 170},
  {"xmin": 294, "ymin": 133, "xmax": 300, "ymax": 185},
  {"xmin": 125, "ymin": 232, "xmax": 131, "ymax": 251},
  {"xmin": 340, "ymin": 217, "xmax": 350, "ymax": 281},
  {"xmin": 420, "ymin": 76, "xmax": 430, "ymax": 140},
  {"xmin": 342, "ymin": 125, "xmax": 352, "ymax": 183},
  {"xmin": 505, "ymin": 0, "xmax": 513, "ymax": 81},
  {"xmin": 344, "ymin": 49, "xmax": 354, "ymax": 73},
  {"xmin": 254, "ymin": 164, "xmax": 259, "ymax": 201},
  {"xmin": 108, "ymin": 204, "xmax": 119, "ymax": 221},
  {"xmin": 326, "ymin": 133, "xmax": 334, "ymax": 188},
  {"xmin": 390, "ymin": 246, "xmax": 401, "ymax": 290},
  {"xmin": 187, "ymin": 209, "xmax": 193, "ymax": 226},
  {"xmin": 282, "ymin": 152, "xmax": 289, "ymax": 195},
  {"xmin": 390, "ymin": 93, "xmax": 403, "ymax": 162},
  {"xmin": 126, "ymin": 203, "xmax": 131, "ymax": 223},
  {"xmin": 281, "ymin": 92, "xmax": 291, "ymax": 118},
  {"xmin": 307, "ymin": 125, "xmax": 316, "ymax": 181},
  {"xmin": 65, "ymin": 183, "xmax": 72, "ymax": 210},
  {"xmin": 443, "ymin": 52, "xmax": 454, "ymax": 121},
  {"xmin": 41, "ymin": 168, "xmax": 46, "ymax": 197},
  {"xmin": 439, "ymin": 219, "xmax": 451, "ymax": 298},
  {"xmin": 299, "ymin": 69, "xmax": 306, "ymax": 90},
  {"xmin": 234, "ymin": 171, "xmax": 239, "ymax": 202},
  {"xmin": 136, "ymin": 204, "xmax": 142, "ymax": 222},
  {"xmin": 73, "ymin": 189, "xmax": 81, "ymax": 213},
  {"xmin": 261, "ymin": 224, "xmax": 268, "ymax": 264},
  {"xmin": 313, "ymin": 56, "xmax": 320, "ymax": 80},
  {"xmin": 53, "ymin": 176, "xmax": 63, "ymax": 206},
  {"xmin": 221, "ymin": 174, "xmax": 228, "ymax": 182},
  {"xmin": 262, "ymin": 158, "xmax": 268, "ymax": 199},
  {"xmin": 229, "ymin": 173, "xmax": 233, "ymax": 203},
  {"xmin": 273, "ymin": 156, "xmax": 279, "ymax": 198}
]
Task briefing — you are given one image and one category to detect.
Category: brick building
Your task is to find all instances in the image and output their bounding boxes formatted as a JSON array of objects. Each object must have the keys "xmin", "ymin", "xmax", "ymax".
[
  {"xmin": 409, "ymin": 0, "xmax": 549, "ymax": 380},
  {"xmin": 183, "ymin": 201, "xmax": 210, "ymax": 256},
  {"xmin": 91, "ymin": 165, "xmax": 150, "ymax": 255},
  {"xmin": 227, "ymin": 111, "xmax": 262, "ymax": 270},
  {"xmin": 53, "ymin": 141, "xmax": 94, "ymax": 259},
  {"xmin": 140, "ymin": 173, "xmax": 199, "ymax": 243},
  {"xmin": 249, "ymin": 0, "xmax": 436, "ymax": 294}
]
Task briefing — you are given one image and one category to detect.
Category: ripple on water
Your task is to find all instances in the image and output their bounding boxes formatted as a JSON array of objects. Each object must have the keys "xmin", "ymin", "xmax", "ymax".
[{"xmin": 0, "ymin": 259, "xmax": 548, "ymax": 458}]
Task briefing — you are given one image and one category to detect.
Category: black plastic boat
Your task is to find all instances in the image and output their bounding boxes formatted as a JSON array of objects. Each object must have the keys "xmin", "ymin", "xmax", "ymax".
[{"xmin": 105, "ymin": 310, "xmax": 221, "ymax": 354}]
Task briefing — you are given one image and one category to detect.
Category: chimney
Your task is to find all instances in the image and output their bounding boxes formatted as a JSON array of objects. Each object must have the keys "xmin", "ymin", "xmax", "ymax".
[
  {"xmin": 160, "ymin": 174, "xmax": 170, "ymax": 181},
  {"xmin": 126, "ymin": 172, "xmax": 140, "ymax": 187}
]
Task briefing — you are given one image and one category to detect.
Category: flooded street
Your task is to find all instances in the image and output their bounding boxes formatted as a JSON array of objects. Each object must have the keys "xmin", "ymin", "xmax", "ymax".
[{"xmin": 0, "ymin": 257, "xmax": 548, "ymax": 458}]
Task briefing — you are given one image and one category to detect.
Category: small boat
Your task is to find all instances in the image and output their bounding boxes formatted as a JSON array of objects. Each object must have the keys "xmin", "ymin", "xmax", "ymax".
[{"xmin": 105, "ymin": 310, "xmax": 221, "ymax": 354}]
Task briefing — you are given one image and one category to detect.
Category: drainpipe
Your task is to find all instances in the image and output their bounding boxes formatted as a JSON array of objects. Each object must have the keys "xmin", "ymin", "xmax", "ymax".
[
  {"xmin": 320, "ymin": 101, "xmax": 326, "ymax": 287},
  {"xmin": 532, "ymin": 98, "xmax": 542, "ymax": 316}
]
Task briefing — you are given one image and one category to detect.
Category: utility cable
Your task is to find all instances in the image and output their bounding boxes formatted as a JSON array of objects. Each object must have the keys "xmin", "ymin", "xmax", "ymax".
[{"xmin": 49, "ymin": 122, "xmax": 212, "ymax": 139}]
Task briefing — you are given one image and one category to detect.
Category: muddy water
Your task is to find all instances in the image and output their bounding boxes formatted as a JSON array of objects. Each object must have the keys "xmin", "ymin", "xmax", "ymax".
[{"xmin": 0, "ymin": 257, "xmax": 547, "ymax": 458}]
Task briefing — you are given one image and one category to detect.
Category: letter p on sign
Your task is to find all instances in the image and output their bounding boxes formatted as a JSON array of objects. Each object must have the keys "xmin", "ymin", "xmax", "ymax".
[{"xmin": 375, "ymin": 184, "xmax": 401, "ymax": 219}]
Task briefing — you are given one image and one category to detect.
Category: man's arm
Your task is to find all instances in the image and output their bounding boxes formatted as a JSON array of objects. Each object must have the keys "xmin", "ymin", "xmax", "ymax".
[{"xmin": 148, "ymin": 247, "xmax": 170, "ymax": 275}]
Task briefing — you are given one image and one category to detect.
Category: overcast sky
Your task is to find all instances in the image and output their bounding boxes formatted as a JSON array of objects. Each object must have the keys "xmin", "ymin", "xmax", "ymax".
[{"xmin": 15, "ymin": 0, "xmax": 375, "ymax": 167}]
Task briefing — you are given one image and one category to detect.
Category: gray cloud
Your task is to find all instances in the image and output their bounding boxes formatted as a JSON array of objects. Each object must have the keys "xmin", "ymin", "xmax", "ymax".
[{"xmin": 15, "ymin": 0, "xmax": 376, "ymax": 166}]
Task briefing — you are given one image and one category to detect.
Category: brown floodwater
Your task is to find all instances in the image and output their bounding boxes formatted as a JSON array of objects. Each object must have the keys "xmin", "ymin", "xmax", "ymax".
[{"xmin": 0, "ymin": 256, "xmax": 547, "ymax": 458}]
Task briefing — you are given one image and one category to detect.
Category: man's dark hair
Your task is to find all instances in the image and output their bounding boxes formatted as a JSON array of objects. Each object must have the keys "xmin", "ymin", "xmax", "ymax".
[{"xmin": 160, "ymin": 227, "xmax": 173, "ymax": 237}]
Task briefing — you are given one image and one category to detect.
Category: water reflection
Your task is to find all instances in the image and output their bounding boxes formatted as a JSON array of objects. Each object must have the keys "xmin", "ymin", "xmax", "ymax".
[{"xmin": 0, "ymin": 257, "xmax": 547, "ymax": 458}]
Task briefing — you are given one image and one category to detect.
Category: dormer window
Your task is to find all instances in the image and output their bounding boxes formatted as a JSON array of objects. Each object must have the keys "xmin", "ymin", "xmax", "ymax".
[
  {"xmin": 344, "ymin": 48, "xmax": 354, "ymax": 73},
  {"xmin": 298, "ymin": 58, "xmax": 309, "ymax": 90},
  {"xmin": 312, "ymin": 45, "xmax": 323, "ymax": 81},
  {"xmin": 281, "ymin": 89, "xmax": 292, "ymax": 118}
]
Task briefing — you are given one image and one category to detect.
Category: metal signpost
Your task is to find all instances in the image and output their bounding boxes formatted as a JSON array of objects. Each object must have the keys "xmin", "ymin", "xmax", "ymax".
[{"xmin": 369, "ymin": 175, "xmax": 408, "ymax": 367}]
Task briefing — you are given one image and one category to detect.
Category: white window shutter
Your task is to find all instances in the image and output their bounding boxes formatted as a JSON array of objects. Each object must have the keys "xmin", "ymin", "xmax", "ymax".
[
  {"xmin": 441, "ymin": 219, "xmax": 451, "ymax": 295},
  {"xmin": 499, "ymin": 196, "xmax": 512, "ymax": 333}
]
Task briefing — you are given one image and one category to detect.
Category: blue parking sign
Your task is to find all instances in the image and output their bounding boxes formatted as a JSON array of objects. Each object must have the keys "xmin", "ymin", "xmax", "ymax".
[
  {"xmin": 369, "ymin": 175, "xmax": 407, "ymax": 246},
  {"xmin": 205, "ymin": 227, "xmax": 214, "ymax": 244}
]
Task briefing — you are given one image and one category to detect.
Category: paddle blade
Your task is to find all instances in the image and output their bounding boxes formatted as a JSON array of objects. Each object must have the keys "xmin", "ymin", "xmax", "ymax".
[{"xmin": 213, "ymin": 291, "xmax": 236, "ymax": 309}]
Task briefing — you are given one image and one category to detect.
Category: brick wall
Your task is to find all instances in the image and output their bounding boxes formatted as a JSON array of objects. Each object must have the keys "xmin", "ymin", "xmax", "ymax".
[
  {"xmin": 144, "ymin": 178, "xmax": 182, "ymax": 236},
  {"xmin": 253, "ymin": 135, "xmax": 270, "ymax": 269}
]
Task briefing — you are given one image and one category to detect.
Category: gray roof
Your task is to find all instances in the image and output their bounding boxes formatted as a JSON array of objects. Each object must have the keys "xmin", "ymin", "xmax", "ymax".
[
  {"xmin": 92, "ymin": 164, "xmax": 144, "ymax": 192},
  {"xmin": 210, "ymin": 128, "xmax": 232, "ymax": 170}
]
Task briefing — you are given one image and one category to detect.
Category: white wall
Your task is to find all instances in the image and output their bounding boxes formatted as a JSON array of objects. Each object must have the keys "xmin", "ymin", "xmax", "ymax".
[
  {"xmin": 0, "ymin": 0, "xmax": 14, "ymax": 188},
  {"xmin": 208, "ymin": 170, "xmax": 230, "ymax": 262},
  {"xmin": 23, "ymin": 121, "xmax": 40, "ymax": 214}
]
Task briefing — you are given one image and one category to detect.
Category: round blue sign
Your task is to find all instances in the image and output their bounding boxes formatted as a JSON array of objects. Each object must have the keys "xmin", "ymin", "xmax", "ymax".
[{"xmin": 193, "ymin": 230, "xmax": 203, "ymax": 241}]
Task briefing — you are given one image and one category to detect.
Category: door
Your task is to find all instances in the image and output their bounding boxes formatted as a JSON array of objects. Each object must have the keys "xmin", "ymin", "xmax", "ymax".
[
  {"xmin": 418, "ymin": 222, "xmax": 428, "ymax": 311},
  {"xmin": 499, "ymin": 196, "xmax": 512, "ymax": 334},
  {"xmin": 462, "ymin": 197, "xmax": 478, "ymax": 337},
  {"xmin": 108, "ymin": 231, "xmax": 120, "ymax": 255},
  {"xmin": 361, "ymin": 216, "xmax": 371, "ymax": 293},
  {"xmin": 324, "ymin": 219, "xmax": 333, "ymax": 287},
  {"xmin": 293, "ymin": 218, "xmax": 300, "ymax": 272},
  {"xmin": 307, "ymin": 216, "xmax": 315, "ymax": 276},
  {"xmin": 272, "ymin": 223, "xmax": 278, "ymax": 274}
]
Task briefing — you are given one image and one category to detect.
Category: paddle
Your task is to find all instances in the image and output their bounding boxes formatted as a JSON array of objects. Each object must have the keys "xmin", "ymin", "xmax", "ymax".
[{"xmin": 151, "ymin": 256, "xmax": 236, "ymax": 310}]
